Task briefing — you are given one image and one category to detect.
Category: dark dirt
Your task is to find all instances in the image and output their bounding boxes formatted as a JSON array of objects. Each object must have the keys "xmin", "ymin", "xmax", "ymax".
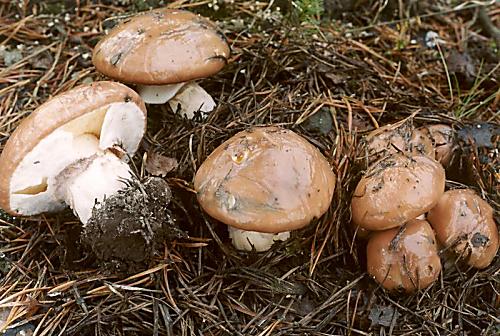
[{"xmin": 82, "ymin": 177, "xmax": 184, "ymax": 273}]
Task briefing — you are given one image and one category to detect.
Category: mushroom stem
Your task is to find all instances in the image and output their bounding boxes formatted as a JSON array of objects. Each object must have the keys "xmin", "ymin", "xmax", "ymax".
[
  {"xmin": 137, "ymin": 83, "xmax": 186, "ymax": 105},
  {"xmin": 58, "ymin": 151, "xmax": 133, "ymax": 224},
  {"xmin": 168, "ymin": 82, "xmax": 216, "ymax": 119},
  {"xmin": 228, "ymin": 226, "xmax": 290, "ymax": 252},
  {"xmin": 137, "ymin": 82, "xmax": 216, "ymax": 119}
]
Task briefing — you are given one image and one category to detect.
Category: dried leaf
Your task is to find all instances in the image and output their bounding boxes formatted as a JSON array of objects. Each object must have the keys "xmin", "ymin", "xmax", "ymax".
[{"xmin": 145, "ymin": 151, "xmax": 178, "ymax": 177}]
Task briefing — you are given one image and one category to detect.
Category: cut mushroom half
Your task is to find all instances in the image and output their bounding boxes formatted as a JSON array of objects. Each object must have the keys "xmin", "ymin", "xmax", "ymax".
[
  {"xmin": 92, "ymin": 8, "xmax": 230, "ymax": 119},
  {"xmin": 194, "ymin": 127, "xmax": 336, "ymax": 251},
  {"xmin": 0, "ymin": 81, "xmax": 146, "ymax": 225}
]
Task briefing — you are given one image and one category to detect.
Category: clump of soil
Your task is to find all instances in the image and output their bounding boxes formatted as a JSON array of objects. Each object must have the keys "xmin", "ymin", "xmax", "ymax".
[{"xmin": 82, "ymin": 177, "xmax": 184, "ymax": 273}]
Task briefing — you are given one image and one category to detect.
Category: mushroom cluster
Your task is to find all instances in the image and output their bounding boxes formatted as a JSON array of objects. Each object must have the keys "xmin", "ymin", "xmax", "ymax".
[
  {"xmin": 0, "ymin": 7, "xmax": 230, "ymax": 268},
  {"xmin": 194, "ymin": 127, "xmax": 336, "ymax": 252},
  {"xmin": 353, "ymin": 119, "xmax": 498, "ymax": 292}
]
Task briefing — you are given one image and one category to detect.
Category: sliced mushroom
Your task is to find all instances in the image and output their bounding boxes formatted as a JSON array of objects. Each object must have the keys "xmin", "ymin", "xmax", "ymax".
[
  {"xmin": 92, "ymin": 8, "xmax": 230, "ymax": 119},
  {"xmin": 194, "ymin": 127, "xmax": 336, "ymax": 251},
  {"xmin": 351, "ymin": 154, "xmax": 445, "ymax": 231},
  {"xmin": 367, "ymin": 219, "xmax": 442, "ymax": 292},
  {"xmin": 427, "ymin": 189, "xmax": 498, "ymax": 269},
  {"xmin": 0, "ymin": 81, "xmax": 146, "ymax": 224}
]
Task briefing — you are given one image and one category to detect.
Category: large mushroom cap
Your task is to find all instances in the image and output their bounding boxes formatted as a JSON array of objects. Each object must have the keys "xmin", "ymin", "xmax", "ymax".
[
  {"xmin": 194, "ymin": 127, "xmax": 336, "ymax": 233},
  {"xmin": 0, "ymin": 81, "xmax": 146, "ymax": 216},
  {"xmin": 351, "ymin": 154, "xmax": 445, "ymax": 231},
  {"xmin": 367, "ymin": 219, "xmax": 442, "ymax": 292},
  {"xmin": 92, "ymin": 9, "xmax": 230, "ymax": 85},
  {"xmin": 427, "ymin": 189, "xmax": 499, "ymax": 269}
]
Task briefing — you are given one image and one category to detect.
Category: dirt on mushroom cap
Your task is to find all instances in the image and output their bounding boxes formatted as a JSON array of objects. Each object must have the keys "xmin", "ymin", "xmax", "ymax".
[
  {"xmin": 351, "ymin": 153, "xmax": 445, "ymax": 231},
  {"xmin": 92, "ymin": 9, "xmax": 230, "ymax": 85}
]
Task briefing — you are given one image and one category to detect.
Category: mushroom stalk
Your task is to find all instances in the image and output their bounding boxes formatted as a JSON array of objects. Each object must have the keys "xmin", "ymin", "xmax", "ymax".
[
  {"xmin": 57, "ymin": 151, "xmax": 133, "ymax": 225},
  {"xmin": 138, "ymin": 82, "xmax": 216, "ymax": 119},
  {"xmin": 228, "ymin": 226, "xmax": 290, "ymax": 252}
]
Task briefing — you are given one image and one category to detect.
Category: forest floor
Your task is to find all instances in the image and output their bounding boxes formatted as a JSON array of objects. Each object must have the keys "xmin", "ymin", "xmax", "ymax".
[{"xmin": 0, "ymin": 0, "xmax": 499, "ymax": 335}]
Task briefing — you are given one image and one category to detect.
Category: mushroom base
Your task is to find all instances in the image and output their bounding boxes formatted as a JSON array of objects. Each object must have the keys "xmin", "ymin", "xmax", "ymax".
[
  {"xmin": 81, "ymin": 177, "xmax": 184, "ymax": 273},
  {"xmin": 228, "ymin": 226, "xmax": 290, "ymax": 252}
]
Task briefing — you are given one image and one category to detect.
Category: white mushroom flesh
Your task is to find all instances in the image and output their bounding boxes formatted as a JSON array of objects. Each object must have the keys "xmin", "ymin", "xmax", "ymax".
[
  {"xmin": 9, "ymin": 102, "xmax": 145, "ymax": 216},
  {"xmin": 62, "ymin": 152, "xmax": 132, "ymax": 224},
  {"xmin": 168, "ymin": 82, "xmax": 216, "ymax": 119},
  {"xmin": 137, "ymin": 83, "xmax": 186, "ymax": 105},
  {"xmin": 228, "ymin": 226, "xmax": 291, "ymax": 252}
]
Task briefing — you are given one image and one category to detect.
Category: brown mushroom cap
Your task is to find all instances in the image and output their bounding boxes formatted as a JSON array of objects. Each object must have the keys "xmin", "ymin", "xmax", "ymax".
[
  {"xmin": 367, "ymin": 219, "xmax": 442, "ymax": 292},
  {"xmin": 351, "ymin": 154, "xmax": 445, "ymax": 231},
  {"xmin": 194, "ymin": 127, "xmax": 336, "ymax": 233},
  {"xmin": 363, "ymin": 122, "xmax": 434, "ymax": 165},
  {"xmin": 92, "ymin": 9, "xmax": 230, "ymax": 85},
  {"xmin": 419, "ymin": 124, "xmax": 455, "ymax": 167},
  {"xmin": 427, "ymin": 189, "xmax": 499, "ymax": 269},
  {"xmin": 0, "ymin": 81, "xmax": 146, "ymax": 215}
]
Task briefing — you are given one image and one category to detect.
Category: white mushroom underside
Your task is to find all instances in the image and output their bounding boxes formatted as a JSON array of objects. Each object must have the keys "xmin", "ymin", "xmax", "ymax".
[
  {"xmin": 137, "ymin": 83, "xmax": 186, "ymax": 105},
  {"xmin": 138, "ymin": 82, "xmax": 216, "ymax": 119},
  {"xmin": 228, "ymin": 226, "xmax": 291, "ymax": 252},
  {"xmin": 9, "ymin": 102, "xmax": 145, "ymax": 216},
  {"xmin": 63, "ymin": 152, "xmax": 132, "ymax": 224}
]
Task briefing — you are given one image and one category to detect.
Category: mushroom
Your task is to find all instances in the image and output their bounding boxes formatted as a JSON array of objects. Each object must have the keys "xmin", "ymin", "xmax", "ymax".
[
  {"xmin": 362, "ymin": 121, "xmax": 434, "ymax": 166},
  {"xmin": 0, "ymin": 81, "xmax": 146, "ymax": 225},
  {"xmin": 194, "ymin": 127, "xmax": 336, "ymax": 251},
  {"xmin": 92, "ymin": 8, "xmax": 230, "ymax": 119},
  {"xmin": 367, "ymin": 219, "xmax": 442, "ymax": 292},
  {"xmin": 418, "ymin": 124, "xmax": 455, "ymax": 168},
  {"xmin": 427, "ymin": 189, "xmax": 498, "ymax": 269},
  {"xmin": 351, "ymin": 153, "xmax": 445, "ymax": 231}
]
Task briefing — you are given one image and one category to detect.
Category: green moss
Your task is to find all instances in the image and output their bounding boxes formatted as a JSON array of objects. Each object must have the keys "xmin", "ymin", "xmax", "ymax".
[{"xmin": 291, "ymin": 0, "xmax": 324, "ymax": 25}]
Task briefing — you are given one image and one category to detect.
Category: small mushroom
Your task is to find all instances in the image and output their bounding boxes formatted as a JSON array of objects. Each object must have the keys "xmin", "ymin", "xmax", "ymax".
[
  {"xmin": 362, "ymin": 121, "xmax": 434, "ymax": 166},
  {"xmin": 194, "ymin": 127, "xmax": 336, "ymax": 251},
  {"xmin": 351, "ymin": 153, "xmax": 445, "ymax": 231},
  {"xmin": 0, "ymin": 81, "xmax": 146, "ymax": 224},
  {"xmin": 418, "ymin": 124, "xmax": 455, "ymax": 168},
  {"xmin": 92, "ymin": 9, "xmax": 230, "ymax": 119},
  {"xmin": 427, "ymin": 189, "xmax": 499, "ymax": 269},
  {"xmin": 367, "ymin": 219, "xmax": 442, "ymax": 292}
]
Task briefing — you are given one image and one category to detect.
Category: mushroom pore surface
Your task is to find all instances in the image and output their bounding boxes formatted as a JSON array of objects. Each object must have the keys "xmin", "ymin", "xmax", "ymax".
[
  {"xmin": 367, "ymin": 219, "xmax": 442, "ymax": 292},
  {"xmin": 351, "ymin": 154, "xmax": 445, "ymax": 231},
  {"xmin": 92, "ymin": 9, "xmax": 230, "ymax": 85},
  {"xmin": 0, "ymin": 81, "xmax": 146, "ymax": 217},
  {"xmin": 427, "ymin": 189, "xmax": 499, "ymax": 269},
  {"xmin": 194, "ymin": 127, "xmax": 336, "ymax": 233}
]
